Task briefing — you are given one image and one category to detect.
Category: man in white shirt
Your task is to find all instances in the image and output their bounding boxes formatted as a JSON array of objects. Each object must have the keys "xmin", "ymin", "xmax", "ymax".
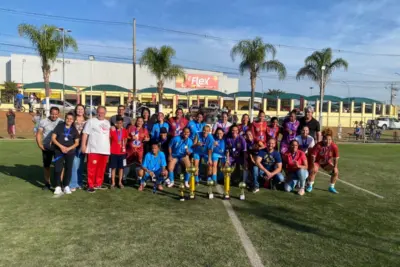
[
  {"xmin": 295, "ymin": 126, "xmax": 315, "ymax": 154},
  {"xmin": 81, "ymin": 106, "xmax": 111, "ymax": 193}
]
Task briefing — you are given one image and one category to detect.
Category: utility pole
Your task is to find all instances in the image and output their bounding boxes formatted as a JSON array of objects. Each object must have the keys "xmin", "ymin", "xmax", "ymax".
[
  {"xmin": 132, "ymin": 18, "xmax": 137, "ymax": 119},
  {"xmin": 390, "ymin": 83, "xmax": 398, "ymax": 106}
]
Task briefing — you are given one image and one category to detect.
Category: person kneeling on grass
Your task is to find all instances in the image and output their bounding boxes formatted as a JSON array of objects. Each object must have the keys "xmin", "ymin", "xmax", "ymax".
[
  {"xmin": 282, "ymin": 140, "xmax": 309, "ymax": 196},
  {"xmin": 255, "ymin": 138, "xmax": 284, "ymax": 192},
  {"xmin": 166, "ymin": 127, "xmax": 193, "ymax": 188},
  {"xmin": 307, "ymin": 128, "xmax": 340, "ymax": 194},
  {"xmin": 137, "ymin": 141, "xmax": 168, "ymax": 191},
  {"xmin": 109, "ymin": 115, "xmax": 128, "ymax": 189},
  {"xmin": 51, "ymin": 113, "xmax": 80, "ymax": 195},
  {"xmin": 192, "ymin": 125, "xmax": 214, "ymax": 186}
]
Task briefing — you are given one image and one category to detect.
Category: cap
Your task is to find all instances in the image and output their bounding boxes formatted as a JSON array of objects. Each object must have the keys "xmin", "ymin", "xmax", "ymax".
[{"xmin": 160, "ymin": 127, "xmax": 168, "ymax": 134}]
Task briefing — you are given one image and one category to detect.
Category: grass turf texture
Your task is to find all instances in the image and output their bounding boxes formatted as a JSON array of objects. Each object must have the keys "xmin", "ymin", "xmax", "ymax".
[{"xmin": 0, "ymin": 142, "xmax": 399, "ymax": 267}]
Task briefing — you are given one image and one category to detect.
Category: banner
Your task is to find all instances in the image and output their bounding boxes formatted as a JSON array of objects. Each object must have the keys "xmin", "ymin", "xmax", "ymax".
[{"xmin": 176, "ymin": 74, "xmax": 219, "ymax": 89}]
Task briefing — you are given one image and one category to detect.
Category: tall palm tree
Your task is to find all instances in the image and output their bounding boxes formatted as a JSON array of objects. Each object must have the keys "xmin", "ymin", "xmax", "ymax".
[
  {"xmin": 18, "ymin": 24, "xmax": 78, "ymax": 115},
  {"xmin": 296, "ymin": 48, "xmax": 348, "ymax": 122},
  {"xmin": 266, "ymin": 88, "xmax": 286, "ymax": 97},
  {"xmin": 231, "ymin": 37, "xmax": 286, "ymax": 119},
  {"xmin": 139, "ymin": 46, "xmax": 185, "ymax": 112}
]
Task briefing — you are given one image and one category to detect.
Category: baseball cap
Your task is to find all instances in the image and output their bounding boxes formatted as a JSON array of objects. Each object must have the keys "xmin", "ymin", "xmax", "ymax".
[{"xmin": 160, "ymin": 127, "xmax": 168, "ymax": 134}]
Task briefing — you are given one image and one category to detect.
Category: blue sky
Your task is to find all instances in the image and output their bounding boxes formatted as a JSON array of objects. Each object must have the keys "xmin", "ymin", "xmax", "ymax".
[{"xmin": 1, "ymin": 0, "xmax": 400, "ymax": 103}]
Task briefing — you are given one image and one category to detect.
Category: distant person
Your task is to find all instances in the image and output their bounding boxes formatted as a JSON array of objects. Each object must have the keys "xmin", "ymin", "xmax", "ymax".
[
  {"xmin": 297, "ymin": 106, "xmax": 321, "ymax": 142},
  {"xmin": 168, "ymin": 108, "xmax": 189, "ymax": 137},
  {"xmin": 110, "ymin": 105, "xmax": 131, "ymax": 128},
  {"xmin": 295, "ymin": 126, "xmax": 315, "ymax": 154},
  {"xmin": 109, "ymin": 115, "xmax": 128, "ymax": 189},
  {"xmin": 51, "ymin": 113, "xmax": 80, "ymax": 195},
  {"xmin": 212, "ymin": 112, "xmax": 232, "ymax": 135},
  {"xmin": 6, "ymin": 109, "xmax": 16, "ymax": 139},
  {"xmin": 36, "ymin": 107, "xmax": 63, "ymax": 190},
  {"xmin": 32, "ymin": 110, "xmax": 41, "ymax": 136},
  {"xmin": 280, "ymin": 110, "xmax": 300, "ymax": 154},
  {"xmin": 69, "ymin": 104, "xmax": 87, "ymax": 191},
  {"xmin": 15, "ymin": 91, "xmax": 24, "ymax": 109},
  {"xmin": 81, "ymin": 106, "xmax": 111, "ymax": 193}
]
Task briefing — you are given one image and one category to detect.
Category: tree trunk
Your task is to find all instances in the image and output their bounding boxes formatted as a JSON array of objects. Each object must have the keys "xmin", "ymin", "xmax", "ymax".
[
  {"xmin": 42, "ymin": 66, "xmax": 51, "ymax": 117},
  {"xmin": 250, "ymin": 72, "xmax": 256, "ymax": 121},
  {"xmin": 157, "ymin": 80, "xmax": 164, "ymax": 113}
]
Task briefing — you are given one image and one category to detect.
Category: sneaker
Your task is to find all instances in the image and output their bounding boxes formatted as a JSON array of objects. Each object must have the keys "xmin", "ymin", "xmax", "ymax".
[
  {"xmin": 184, "ymin": 181, "xmax": 190, "ymax": 188},
  {"xmin": 298, "ymin": 188, "xmax": 305, "ymax": 196},
  {"xmin": 87, "ymin": 188, "xmax": 95, "ymax": 193},
  {"xmin": 328, "ymin": 187, "xmax": 339, "ymax": 194},
  {"xmin": 138, "ymin": 184, "xmax": 145, "ymax": 191},
  {"xmin": 64, "ymin": 186, "xmax": 72, "ymax": 195},
  {"xmin": 54, "ymin": 186, "xmax": 63, "ymax": 195},
  {"xmin": 305, "ymin": 184, "xmax": 313, "ymax": 193},
  {"xmin": 157, "ymin": 184, "xmax": 164, "ymax": 191},
  {"xmin": 42, "ymin": 183, "xmax": 51, "ymax": 191},
  {"xmin": 253, "ymin": 187, "xmax": 260, "ymax": 193},
  {"xmin": 167, "ymin": 181, "xmax": 174, "ymax": 188},
  {"xmin": 94, "ymin": 185, "xmax": 108, "ymax": 190},
  {"xmin": 71, "ymin": 188, "xmax": 77, "ymax": 192}
]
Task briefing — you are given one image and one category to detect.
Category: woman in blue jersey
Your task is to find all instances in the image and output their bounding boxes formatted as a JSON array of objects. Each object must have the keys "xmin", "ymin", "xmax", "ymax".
[
  {"xmin": 166, "ymin": 127, "xmax": 193, "ymax": 188},
  {"xmin": 192, "ymin": 125, "xmax": 214, "ymax": 186},
  {"xmin": 210, "ymin": 127, "xmax": 228, "ymax": 182},
  {"xmin": 151, "ymin": 112, "xmax": 169, "ymax": 141},
  {"xmin": 187, "ymin": 112, "xmax": 206, "ymax": 141}
]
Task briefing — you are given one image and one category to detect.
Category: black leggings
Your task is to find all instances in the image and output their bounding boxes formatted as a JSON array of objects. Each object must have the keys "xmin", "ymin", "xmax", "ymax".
[{"xmin": 54, "ymin": 151, "xmax": 74, "ymax": 187}]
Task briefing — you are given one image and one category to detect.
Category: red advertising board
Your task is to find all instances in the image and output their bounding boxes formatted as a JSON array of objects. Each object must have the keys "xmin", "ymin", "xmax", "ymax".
[{"xmin": 176, "ymin": 74, "xmax": 219, "ymax": 89}]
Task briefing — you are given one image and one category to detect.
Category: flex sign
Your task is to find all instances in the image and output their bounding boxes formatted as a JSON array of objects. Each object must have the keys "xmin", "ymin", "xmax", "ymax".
[{"xmin": 176, "ymin": 74, "xmax": 219, "ymax": 89}]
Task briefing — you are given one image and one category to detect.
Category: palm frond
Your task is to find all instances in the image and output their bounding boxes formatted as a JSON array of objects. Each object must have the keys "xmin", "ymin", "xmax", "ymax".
[
  {"xmin": 261, "ymin": 60, "xmax": 287, "ymax": 80},
  {"xmin": 296, "ymin": 66, "xmax": 319, "ymax": 82}
]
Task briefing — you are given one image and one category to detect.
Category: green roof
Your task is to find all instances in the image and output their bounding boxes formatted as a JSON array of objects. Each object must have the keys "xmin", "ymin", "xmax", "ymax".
[
  {"xmin": 187, "ymin": 89, "xmax": 228, "ymax": 97},
  {"xmin": 23, "ymin": 82, "xmax": 77, "ymax": 92},
  {"xmin": 229, "ymin": 91, "xmax": 264, "ymax": 98},
  {"xmin": 343, "ymin": 97, "xmax": 381, "ymax": 104},
  {"xmin": 82, "ymin": 84, "xmax": 131, "ymax": 93},
  {"xmin": 278, "ymin": 93, "xmax": 306, "ymax": 100},
  {"xmin": 308, "ymin": 95, "xmax": 343, "ymax": 102},
  {"xmin": 139, "ymin": 87, "xmax": 185, "ymax": 95}
]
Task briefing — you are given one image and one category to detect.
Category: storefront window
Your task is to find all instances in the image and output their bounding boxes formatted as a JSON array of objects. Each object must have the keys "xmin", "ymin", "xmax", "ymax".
[{"xmin": 105, "ymin": 96, "xmax": 120, "ymax": 107}]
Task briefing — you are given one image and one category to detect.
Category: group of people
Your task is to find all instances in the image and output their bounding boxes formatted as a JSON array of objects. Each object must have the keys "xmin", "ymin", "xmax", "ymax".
[{"xmin": 35, "ymin": 104, "xmax": 340, "ymax": 196}]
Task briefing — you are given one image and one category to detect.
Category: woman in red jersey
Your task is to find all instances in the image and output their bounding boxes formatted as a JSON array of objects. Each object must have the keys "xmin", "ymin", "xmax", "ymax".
[
  {"xmin": 127, "ymin": 117, "xmax": 150, "ymax": 166},
  {"xmin": 266, "ymin": 117, "xmax": 280, "ymax": 141},
  {"xmin": 168, "ymin": 108, "xmax": 189, "ymax": 137},
  {"xmin": 238, "ymin": 114, "xmax": 251, "ymax": 136},
  {"xmin": 251, "ymin": 110, "xmax": 268, "ymax": 146},
  {"xmin": 306, "ymin": 128, "xmax": 339, "ymax": 194}
]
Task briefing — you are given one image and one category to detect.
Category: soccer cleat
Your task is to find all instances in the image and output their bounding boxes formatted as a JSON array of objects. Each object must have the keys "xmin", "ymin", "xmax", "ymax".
[
  {"xmin": 328, "ymin": 187, "xmax": 339, "ymax": 194},
  {"xmin": 253, "ymin": 187, "xmax": 260, "ymax": 193},
  {"xmin": 54, "ymin": 186, "xmax": 63, "ymax": 195},
  {"xmin": 305, "ymin": 184, "xmax": 313, "ymax": 193},
  {"xmin": 63, "ymin": 186, "xmax": 72, "ymax": 194},
  {"xmin": 138, "ymin": 184, "xmax": 145, "ymax": 191},
  {"xmin": 298, "ymin": 188, "xmax": 305, "ymax": 196},
  {"xmin": 167, "ymin": 182, "xmax": 174, "ymax": 188},
  {"xmin": 184, "ymin": 181, "xmax": 190, "ymax": 188}
]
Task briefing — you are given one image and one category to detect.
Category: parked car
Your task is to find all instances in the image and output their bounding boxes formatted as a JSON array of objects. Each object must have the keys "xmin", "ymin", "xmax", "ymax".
[
  {"xmin": 37, "ymin": 99, "xmax": 75, "ymax": 114},
  {"xmin": 375, "ymin": 116, "xmax": 400, "ymax": 130}
]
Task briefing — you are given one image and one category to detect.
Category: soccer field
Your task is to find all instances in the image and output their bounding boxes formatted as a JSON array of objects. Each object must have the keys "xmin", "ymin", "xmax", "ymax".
[{"xmin": 0, "ymin": 141, "xmax": 399, "ymax": 267}]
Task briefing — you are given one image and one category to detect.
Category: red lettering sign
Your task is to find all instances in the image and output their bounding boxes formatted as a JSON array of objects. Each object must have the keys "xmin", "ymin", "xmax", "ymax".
[{"xmin": 176, "ymin": 74, "xmax": 219, "ymax": 89}]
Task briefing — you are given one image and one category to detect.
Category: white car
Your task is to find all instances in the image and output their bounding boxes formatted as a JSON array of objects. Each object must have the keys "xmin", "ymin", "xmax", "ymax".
[
  {"xmin": 38, "ymin": 99, "xmax": 75, "ymax": 114},
  {"xmin": 376, "ymin": 116, "xmax": 400, "ymax": 130}
]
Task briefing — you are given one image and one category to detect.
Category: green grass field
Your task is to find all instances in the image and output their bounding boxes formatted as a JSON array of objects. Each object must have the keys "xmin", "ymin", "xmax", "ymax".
[{"xmin": 0, "ymin": 141, "xmax": 399, "ymax": 267}]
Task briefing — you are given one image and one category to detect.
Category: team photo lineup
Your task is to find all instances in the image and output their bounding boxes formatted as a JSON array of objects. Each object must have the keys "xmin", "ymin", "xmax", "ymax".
[{"xmin": 36, "ymin": 103, "xmax": 339, "ymax": 198}]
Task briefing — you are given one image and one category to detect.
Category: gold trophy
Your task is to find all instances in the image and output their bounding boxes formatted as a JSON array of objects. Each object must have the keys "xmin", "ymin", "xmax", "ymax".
[
  {"xmin": 221, "ymin": 165, "xmax": 233, "ymax": 200},
  {"xmin": 207, "ymin": 179, "xmax": 215, "ymax": 199},
  {"xmin": 239, "ymin": 182, "xmax": 246, "ymax": 200},
  {"xmin": 186, "ymin": 159, "xmax": 197, "ymax": 199},
  {"xmin": 179, "ymin": 173, "xmax": 185, "ymax": 202}
]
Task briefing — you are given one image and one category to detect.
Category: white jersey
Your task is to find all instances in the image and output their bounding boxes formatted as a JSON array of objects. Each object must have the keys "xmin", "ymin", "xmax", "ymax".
[
  {"xmin": 295, "ymin": 135, "xmax": 315, "ymax": 154},
  {"xmin": 83, "ymin": 118, "xmax": 111, "ymax": 155}
]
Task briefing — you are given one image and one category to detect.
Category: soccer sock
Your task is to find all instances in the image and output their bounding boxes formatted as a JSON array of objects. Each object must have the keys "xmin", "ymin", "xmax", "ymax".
[
  {"xmin": 309, "ymin": 182, "xmax": 314, "ymax": 186},
  {"xmin": 212, "ymin": 174, "xmax": 217, "ymax": 182},
  {"xmin": 184, "ymin": 173, "xmax": 190, "ymax": 182},
  {"xmin": 168, "ymin": 172, "xmax": 174, "ymax": 182},
  {"xmin": 195, "ymin": 175, "xmax": 199, "ymax": 183},
  {"xmin": 330, "ymin": 183, "xmax": 335, "ymax": 188}
]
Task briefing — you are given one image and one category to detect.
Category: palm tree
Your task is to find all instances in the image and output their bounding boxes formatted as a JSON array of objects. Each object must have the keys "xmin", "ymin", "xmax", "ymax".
[
  {"xmin": 266, "ymin": 89, "xmax": 286, "ymax": 97},
  {"xmin": 296, "ymin": 48, "xmax": 348, "ymax": 122},
  {"xmin": 18, "ymin": 24, "xmax": 78, "ymax": 115},
  {"xmin": 139, "ymin": 46, "xmax": 185, "ymax": 112},
  {"xmin": 231, "ymin": 37, "xmax": 286, "ymax": 119}
]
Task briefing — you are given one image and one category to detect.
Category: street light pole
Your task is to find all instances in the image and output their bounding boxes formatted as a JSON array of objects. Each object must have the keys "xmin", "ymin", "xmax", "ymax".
[
  {"xmin": 89, "ymin": 55, "xmax": 95, "ymax": 119},
  {"xmin": 319, "ymin": 66, "xmax": 326, "ymax": 125},
  {"xmin": 22, "ymin": 59, "xmax": 26, "ymax": 85}
]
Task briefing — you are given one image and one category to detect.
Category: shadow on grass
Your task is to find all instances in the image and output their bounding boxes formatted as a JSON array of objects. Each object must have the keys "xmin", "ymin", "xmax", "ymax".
[
  {"xmin": 0, "ymin": 164, "xmax": 44, "ymax": 188},
  {"xmin": 237, "ymin": 200, "xmax": 400, "ymax": 258}
]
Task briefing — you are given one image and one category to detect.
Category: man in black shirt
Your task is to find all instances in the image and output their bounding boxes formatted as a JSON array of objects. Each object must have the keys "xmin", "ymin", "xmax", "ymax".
[{"xmin": 297, "ymin": 106, "xmax": 321, "ymax": 142}]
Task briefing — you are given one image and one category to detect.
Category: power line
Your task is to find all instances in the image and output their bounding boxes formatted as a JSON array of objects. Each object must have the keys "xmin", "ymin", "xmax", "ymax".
[{"xmin": 2, "ymin": 7, "xmax": 400, "ymax": 57}]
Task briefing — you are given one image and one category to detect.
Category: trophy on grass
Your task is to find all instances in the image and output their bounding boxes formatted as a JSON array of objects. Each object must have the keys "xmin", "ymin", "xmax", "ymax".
[
  {"xmin": 207, "ymin": 179, "xmax": 215, "ymax": 199},
  {"xmin": 221, "ymin": 165, "xmax": 233, "ymax": 200},
  {"xmin": 187, "ymin": 159, "xmax": 197, "ymax": 199},
  {"xmin": 179, "ymin": 173, "xmax": 185, "ymax": 201},
  {"xmin": 239, "ymin": 181, "xmax": 246, "ymax": 200}
]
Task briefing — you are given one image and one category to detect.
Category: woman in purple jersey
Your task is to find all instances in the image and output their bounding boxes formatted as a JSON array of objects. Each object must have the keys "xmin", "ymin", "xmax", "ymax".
[{"xmin": 280, "ymin": 110, "xmax": 300, "ymax": 154}]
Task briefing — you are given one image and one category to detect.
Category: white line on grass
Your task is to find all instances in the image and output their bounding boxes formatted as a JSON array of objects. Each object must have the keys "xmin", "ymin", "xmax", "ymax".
[
  {"xmin": 215, "ymin": 185, "xmax": 265, "ymax": 267},
  {"xmin": 318, "ymin": 171, "xmax": 384, "ymax": 199}
]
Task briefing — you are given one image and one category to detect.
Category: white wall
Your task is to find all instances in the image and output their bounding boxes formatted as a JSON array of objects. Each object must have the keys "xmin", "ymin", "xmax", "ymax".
[
  {"xmin": 0, "ymin": 56, "xmax": 10, "ymax": 82},
  {"xmin": 10, "ymin": 54, "xmax": 239, "ymax": 93}
]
